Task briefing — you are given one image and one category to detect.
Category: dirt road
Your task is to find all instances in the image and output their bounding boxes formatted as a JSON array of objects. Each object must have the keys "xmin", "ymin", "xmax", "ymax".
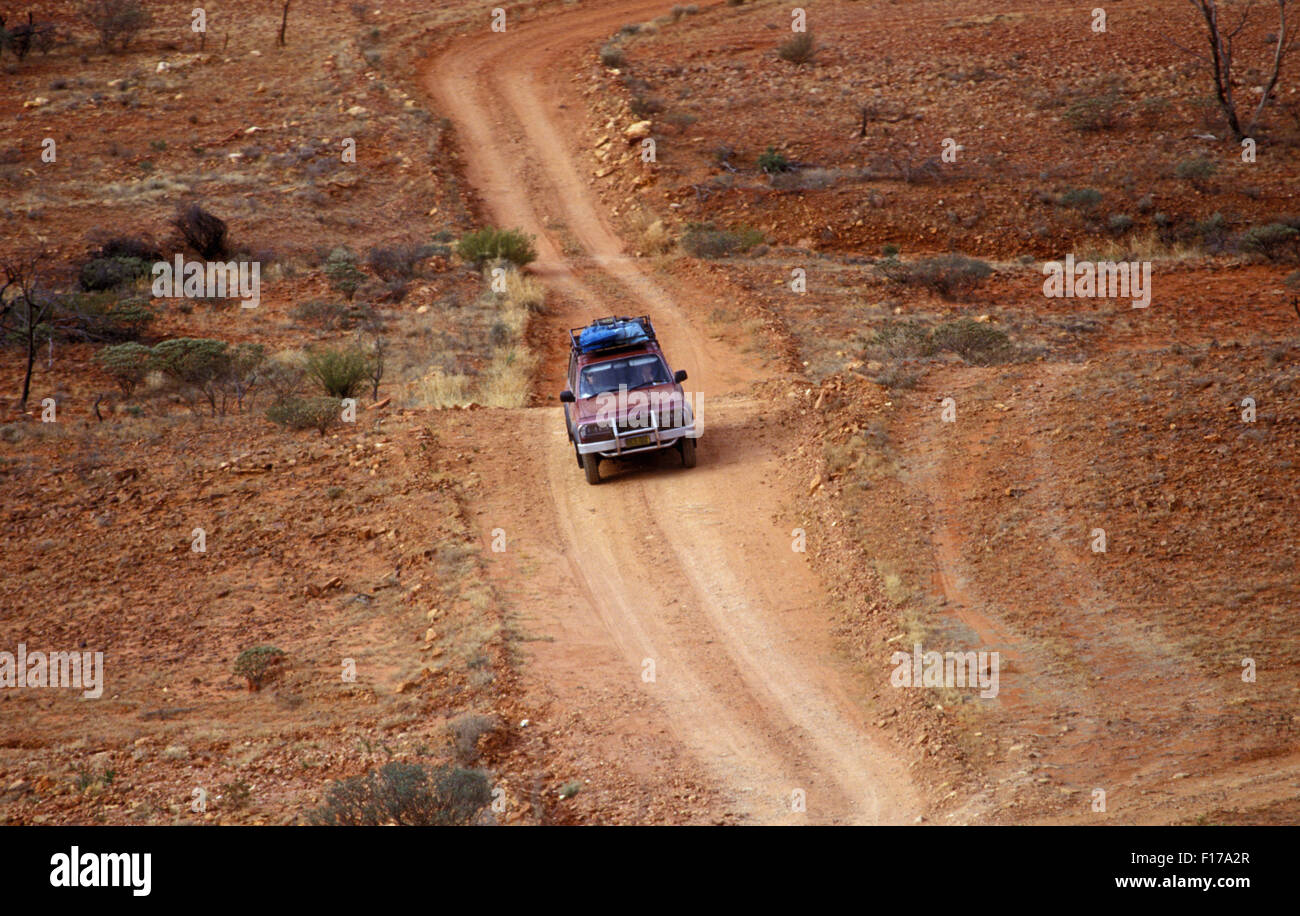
[{"xmin": 423, "ymin": 1, "xmax": 919, "ymax": 823}]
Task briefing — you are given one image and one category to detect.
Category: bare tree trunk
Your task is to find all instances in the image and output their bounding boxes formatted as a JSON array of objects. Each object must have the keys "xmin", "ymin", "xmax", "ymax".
[
  {"xmin": 1182, "ymin": 0, "xmax": 1295, "ymax": 141},
  {"xmin": 20, "ymin": 331, "xmax": 35, "ymax": 412},
  {"xmin": 1246, "ymin": 2, "xmax": 1292, "ymax": 135},
  {"xmin": 279, "ymin": 1, "xmax": 291, "ymax": 47}
]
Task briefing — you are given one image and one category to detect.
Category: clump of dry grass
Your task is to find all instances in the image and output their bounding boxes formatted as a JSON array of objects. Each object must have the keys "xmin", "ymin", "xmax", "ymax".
[
  {"xmin": 406, "ymin": 370, "xmax": 472, "ymax": 408},
  {"xmin": 1073, "ymin": 229, "xmax": 1201, "ymax": 262},
  {"xmin": 641, "ymin": 218, "xmax": 674, "ymax": 255},
  {"xmin": 405, "ymin": 265, "xmax": 541, "ymax": 408},
  {"xmin": 504, "ymin": 269, "xmax": 545, "ymax": 313}
]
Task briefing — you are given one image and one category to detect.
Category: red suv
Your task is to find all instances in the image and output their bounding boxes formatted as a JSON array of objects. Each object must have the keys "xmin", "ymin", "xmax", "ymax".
[{"xmin": 559, "ymin": 316, "xmax": 698, "ymax": 484}]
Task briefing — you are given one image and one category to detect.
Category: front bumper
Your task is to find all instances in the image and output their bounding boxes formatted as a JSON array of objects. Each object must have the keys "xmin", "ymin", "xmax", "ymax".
[{"xmin": 575, "ymin": 422, "xmax": 698, "ymax": 458}]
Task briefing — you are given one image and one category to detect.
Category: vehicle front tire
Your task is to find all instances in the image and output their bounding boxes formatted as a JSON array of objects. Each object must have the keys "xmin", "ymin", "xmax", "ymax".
[
  {"xmin": 680, "ymin": 436, "xmax": 697, "ymax": 468},
  {"xmin": 582, "ymin": 452, "xmax": 601, "ymax": 485}
]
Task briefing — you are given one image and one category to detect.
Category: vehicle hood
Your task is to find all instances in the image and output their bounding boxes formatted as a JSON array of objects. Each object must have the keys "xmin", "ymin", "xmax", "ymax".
[{"xmin": 572, "ymin": 383, "xmax": 686, "ymax": 425}]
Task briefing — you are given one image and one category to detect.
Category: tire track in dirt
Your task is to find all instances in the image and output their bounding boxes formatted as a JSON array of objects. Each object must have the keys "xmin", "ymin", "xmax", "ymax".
[
  {"xmin": 905, "ymin": 362, "xmax": 1300, "ymax": 820},
  {"xmin": 423, "ymin": 2, "xmax": 919, "ymax": 823}
]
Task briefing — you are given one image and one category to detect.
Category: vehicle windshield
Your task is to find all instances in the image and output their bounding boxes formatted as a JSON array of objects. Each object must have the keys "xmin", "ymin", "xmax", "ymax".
[{"xmin": 578, "ymin": 354, "xmax": 671, "ymax": 397}]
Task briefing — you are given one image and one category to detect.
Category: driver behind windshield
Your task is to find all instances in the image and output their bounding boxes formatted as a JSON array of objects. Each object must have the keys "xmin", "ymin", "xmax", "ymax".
[{"xmin": 627, "ymin": 359, "xmax": 659, "ymax": 389}]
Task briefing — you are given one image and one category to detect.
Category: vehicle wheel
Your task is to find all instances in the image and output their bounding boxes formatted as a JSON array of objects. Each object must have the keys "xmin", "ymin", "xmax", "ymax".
[
  {"xmin": 582, "ymin": 452, "xmax": 602, "ymax": 485},
  {"xmin": 680, "ymin": 437, "xmax": 697, "ymax": 468},
  {"xmin": 565, "ymin": 414, "xmax": 583, "ymax": 467}
]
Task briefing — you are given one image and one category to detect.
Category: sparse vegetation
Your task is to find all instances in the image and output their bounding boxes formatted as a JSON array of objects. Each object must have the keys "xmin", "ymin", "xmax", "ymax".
[
  {"xmin": 600, "ymin": 44, "xmax": 624, "ymax": 68},
  {"xmin": 680, "ymin": 223, "xmax": 764, "ymax": 258},
  {"xmin": 447, "ymin": 713, "xmax": 499, "ymax": 764},
  {"xmin": 58, "ymin": 293, "xmax": 155, "ymax": 342},
  {"xmin": 457, "ymin": 227, "xmax": 537, "ymax": 268},
  {"xmin": 366, "ymin": 244, "xmax": 429, "ymax": 282},
  {"xmin": 323, "ymin": 247, "xmax": 365, "ymax": 302},
  {"xmin": 94, "ymin": 341, "xmax": 151, "ymax": 395},
  {"xmin": 1175, "ymin": 156, "xmax": 1218, "ymax": 186},
  {"xmin": 876, "ymin": 254, "xmax": 993, "ymax": 300},
  {"xmin": 266, "ymin": 395, "xmax": 340, "ymax": 436},
  {"xmin": 218, "ymin": 780, "xmax": 252, "ymax": 810},
  {"xmin": 863, "ymin": 317, "xmax": 1015, "ymax": 366},
  {"xmin": 0, "ymin": 253, "xmax": 57, "ymax": 410},
  {"xmin": 149, "ymin": 337, "xmax": 264, "ymax": 415},
  {"xmin": 778, "ymin": 30, "xmax": 816, "ymax": 65},
  {"xmin": 79, "ymin": 0, "xmax": 152, "ymax": 53},
  {"xmin": 171, "ymin": 203, "xmax": 230, "ymax": 261},
  {"xmin": 1063, "ymin": 91, "xmax": 1124, "ymax": 131},
  {"xmin": 305, "ymin": 343, "xmax": 370, "ymax": 398},
  {"xmin": 1236, "ymin": 222, "xmax": 1300, "ymax": 261},
  {"xmin": 758, "ymin": 147, "xmax": 791, "ymax": 174},
  {"xmin": 291, "ymin": 300, "xmax": 351, "ymax": 330},
  {"xmin": 232, "ymin": 645, "xmax": 285, "ymax": 691},
  {"xmin": 1060, "ymin": 187, "xmax": 1104, "ymax": 213},
  {"xmin": 929, "ymin": 318, "xmax": 1015, "ymax": 365},
  {"xmin": 308, "ymin": 762, "xmax": 492, "ymax": 826},
  {"xmin": 79, "ymin": 256, "xmax": 148, "ymax": 292}
]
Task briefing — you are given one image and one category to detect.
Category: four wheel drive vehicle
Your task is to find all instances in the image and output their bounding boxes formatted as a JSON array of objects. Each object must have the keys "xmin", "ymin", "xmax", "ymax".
[{"xmin": 559, "ymin": 315, "xmax": 698, "ymax": 485}]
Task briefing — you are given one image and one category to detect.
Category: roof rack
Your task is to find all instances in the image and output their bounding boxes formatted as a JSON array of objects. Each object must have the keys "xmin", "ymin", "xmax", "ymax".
[{"xmin": 569, "ymin": 315, "xmax": 658, "ymax": 354}]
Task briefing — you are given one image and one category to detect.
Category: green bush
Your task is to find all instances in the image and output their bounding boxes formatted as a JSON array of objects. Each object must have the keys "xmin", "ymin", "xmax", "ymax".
[
  {"xmin": 305, "ymin": 344, "xmax": 370, "ymax": 398},
  {"xmin": 323, "ymin": 247, "xmax": 365, "ymax": 301},
  {"xmin": 872, "ymin": 365, "xmax": 924, "ymax": 390},
  {"xmin": 1237, "ymin": 222, "xmax": 1300, "ymax": 261},
  {"xmin": 680, "ymin": 223, "xmax": 764, "ymax": 258},
  {"xmin": 1174, "ymin": 156, "xmax": 1217, "ymax": 184},
  {"xmin": 864, "ymin": 318, "xmax": 1015, "ymax": 366},
  {"xmin": 58, "ymin": 293, "xmax": 155, "ymax": 342},
  {"xmin": 366, "ymin": 244, "xmax": 430, "ymax": 281},
  {"xmin": 456, "ymin": 227, "xmax": 537, "ymax": 268},
  {"xmin": 94, "ymin": 341, "xmax": 151, "ymax": 396},
  {"xmin": 1108, "ymin": 213, "xmax": 1134, "ymax": 234},
  {"xmin": 877, "ymin": 254, "xmax": 993, "ymax": 300},
  {"xmin": 864, "ymin": 320, "xmax": 936, "ymax": 360},
  {"xmin": 150, "ymin": 337, "xmax": 229, "ymax": 387},
  {"xmin": 758, "ymin": 147, "xmax": 791, "ymax": 174},
  {"xmin": 1063, "ymin": 92, "xmax": 1123, "ymax": 131},
  {"xmin": 232, "ymin": 645, "xmax": 285, "ymax": 691},
  {"xmin": 80, "ymin": 0, "xmax": 153, "ymax": 53},
  {"xmin": 778, "ymin": 30, "xmax": 815, "ymax": 64},
  {"xmin": 266, "ymin": 396, "xmax": 341, "ymax": 436},
  {"xmin": 79, "ymin": 256, "xmax": 148, "ymax": 291},
  {"xmin": 1060, "ymin": 187, "xmax": 1103, "ymax": 211},
  {"xmin": 929, "ymin": 318, "xmax": 1015, "ymax": 366},
  {"xmin": 1189, "ymin": 211, "xmax": 1228, "ymax": 252},
  {"xmin": 149, "ymin": 337, "xmax": 263, "ymax": 414},
  {"xmin": 308, "ymin": 762, "xmax": 492, "ymax": 826}
]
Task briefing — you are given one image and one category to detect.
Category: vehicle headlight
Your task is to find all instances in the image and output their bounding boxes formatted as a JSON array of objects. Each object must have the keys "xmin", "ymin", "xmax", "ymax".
[{"xmin": 577, "ymin": 422, "xmax": 614, "ymax": 442}]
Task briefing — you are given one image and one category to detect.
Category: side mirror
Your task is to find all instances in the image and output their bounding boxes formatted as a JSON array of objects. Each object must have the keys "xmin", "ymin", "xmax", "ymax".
[
  {"xmin": 559, "ymin": 390, "xmax": 576, "ymax": 403},
  {"xmin": 673, "ymin": 369, "xmax": 688, "ymax": 384}
]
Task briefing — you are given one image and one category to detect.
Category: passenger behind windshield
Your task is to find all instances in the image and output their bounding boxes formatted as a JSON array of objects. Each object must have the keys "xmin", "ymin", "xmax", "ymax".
[{"xmin": 579, "ymin": 355, "xmax": 670, "ymax": 397}]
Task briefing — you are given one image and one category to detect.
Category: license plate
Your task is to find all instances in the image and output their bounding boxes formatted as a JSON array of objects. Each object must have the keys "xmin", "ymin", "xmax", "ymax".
[{"xmin": 623, "ymin": 435, "xmax": 653, "ymax": 448}]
